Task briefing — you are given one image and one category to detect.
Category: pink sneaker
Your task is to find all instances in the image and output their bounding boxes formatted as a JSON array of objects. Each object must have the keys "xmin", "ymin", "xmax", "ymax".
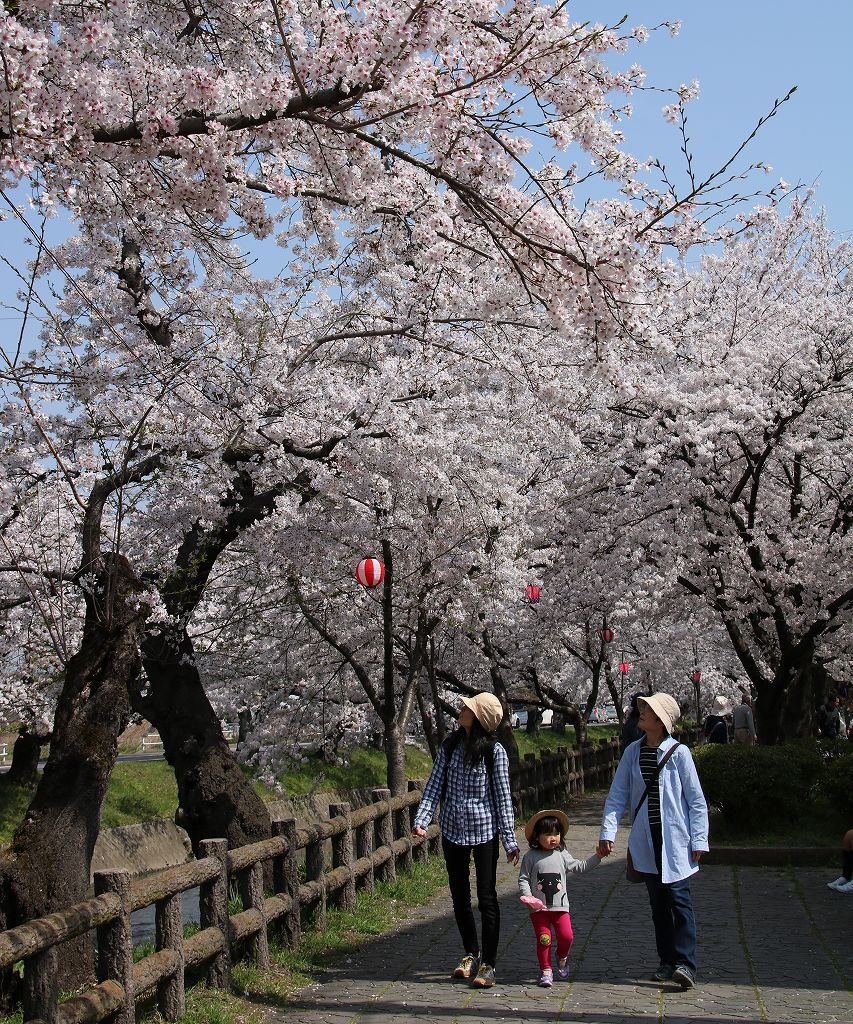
[
  {"xmin": 557, "ymin": 956, "xmax": 570, "ymax": 979},
  {"xmin": 538, "ymin": 968, "xmax": 553, "ymax": 987}
]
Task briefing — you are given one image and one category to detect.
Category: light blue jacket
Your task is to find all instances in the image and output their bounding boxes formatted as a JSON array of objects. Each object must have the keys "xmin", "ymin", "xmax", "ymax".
[{"xmin": 599, "ymin": 735, "xmax": 709, "ymax": 884}]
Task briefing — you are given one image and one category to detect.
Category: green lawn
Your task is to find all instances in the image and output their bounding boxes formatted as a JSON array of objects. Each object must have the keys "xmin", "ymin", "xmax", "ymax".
[
  {"xmin": 1, "ymin": 746, "xmax": 437, "ymax": 843},
  {"xmin": 2, "ymin": 730, "xmax": 621, "ymax": 844},
  {"xmin": 261, "ymin": 744, "xmax": 437, "ymax": 799}
]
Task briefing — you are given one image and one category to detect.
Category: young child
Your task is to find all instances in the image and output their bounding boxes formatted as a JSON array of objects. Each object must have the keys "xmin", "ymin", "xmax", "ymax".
[{"xmin": 518, "ymin": 808, "xmax": 601, "ymax": 987}]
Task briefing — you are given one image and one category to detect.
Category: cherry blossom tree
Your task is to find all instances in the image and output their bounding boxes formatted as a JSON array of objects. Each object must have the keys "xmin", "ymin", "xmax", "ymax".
[{"xmin": 596, "ymin": 206, "xmax": 853, "ymax": 741}]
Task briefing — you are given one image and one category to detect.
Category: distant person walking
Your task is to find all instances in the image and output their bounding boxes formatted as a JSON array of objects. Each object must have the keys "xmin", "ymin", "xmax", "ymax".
[
  {"xmin": 817, "ymin": 695, "xmax": 843, "ymax": 740},
  {"xmin": 702, "ymin": 695, "xmax": 732, "ymax": 744},
  {"xmin": 732, "ymin": 692, "xmax": 757, "ymax": 745},
  {"xmin": 413, "ymin": 692, "xmax": 519, "ymax": 989}
]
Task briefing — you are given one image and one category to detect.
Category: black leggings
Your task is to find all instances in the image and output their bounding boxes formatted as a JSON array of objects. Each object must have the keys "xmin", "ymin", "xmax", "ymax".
[{"xmin": 442, "ymin": 834, "xmax": 501, "ymax": 966}]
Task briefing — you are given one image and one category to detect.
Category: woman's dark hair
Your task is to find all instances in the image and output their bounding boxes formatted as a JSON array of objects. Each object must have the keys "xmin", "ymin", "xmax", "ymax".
[
  {"xmin": 443, "ymin": 717, "xmax": 496, "ymax": 766},
  {"xmin": 530, "ymin": 816, "xmax": 565, "ymax": 850}
]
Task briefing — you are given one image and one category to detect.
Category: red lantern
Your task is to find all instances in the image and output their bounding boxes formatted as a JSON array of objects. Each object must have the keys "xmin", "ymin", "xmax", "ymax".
[
  {"xmin": 355, "ymin": 557, "xmax": 385, "ymax": 588},
  {"xmin": 526, "ymin": 584, "xmax": 541, "ymax": 604},
  {"xmin": 601, "ymin": 627, "xmax": 614, "ymax": 644},
  {"xmin": 692, "ymin": 669, "xmax": 702, "ymax": 684},
  {"xmin": 619, "ymin": 661, "xmax": 630, "ymax": 675}
]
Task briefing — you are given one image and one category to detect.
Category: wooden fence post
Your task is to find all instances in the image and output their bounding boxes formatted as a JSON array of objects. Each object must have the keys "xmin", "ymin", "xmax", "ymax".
[
  {"xmin": 305, "ymin": 829, "xmax": 327, "ymax": 931},
  {"xmin": 22, "ymin": 947, "xmax": 58, "ymax": 1024},
  {"xmin": 541, "ymin": 749, "xmax": 554, "ymax": 805},
  {"xmin": 355, "ymin": 810, "xmax": 374, "ymax": 892},
  {"xmin": 575, "ymin": 745, "xmax": 585, "ymax": 796},
  {"xmin": 372, "ymin": 788, "xmax": 395, "ymax": 885},
  {"xmin": 556, "ymin": 746, "xmax": 569, "ymax": 803},
  {"xmin": 329, "ymin": 802, "xmax": 356, "ymax": 911},
  {"xmin": 523, "ymin": 753, "xmax": 536, "ymax": 817},
  {"xmin": 198, "ymin": 838, "xmax": 231, "ymax": 988},
  {"xmin": 155, "ymin": 890, "xmax": 185, "ymax": 1020},
  {"xmin": 239, "ymin": 861, "xmax": 270, "ymax": 968},
  {"xmin": 409, "ymin": 781, "xmax": 427, "ymax": 863},
  {"xmin": 272, "ymin": 819, "xmax": 301, "ymax": 948},
  {"xmin": 393, "ymin": 799, "xmax": 413, "ymax": 875},
  {"xmin": 94, "ymin": 869, "xmax": 134, "ymax": 1024}
]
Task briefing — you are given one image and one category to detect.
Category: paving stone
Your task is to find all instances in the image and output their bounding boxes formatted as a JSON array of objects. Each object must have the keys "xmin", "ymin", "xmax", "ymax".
[{"xmin": 263, "ymin": 803, "xmax": 853, "ymax": 1024}]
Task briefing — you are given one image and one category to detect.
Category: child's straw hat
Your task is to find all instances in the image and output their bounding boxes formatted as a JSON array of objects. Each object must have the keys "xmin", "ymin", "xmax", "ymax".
[{"xmin": 524, "ymin": 808, "xmax": 570, "ymax": 844}]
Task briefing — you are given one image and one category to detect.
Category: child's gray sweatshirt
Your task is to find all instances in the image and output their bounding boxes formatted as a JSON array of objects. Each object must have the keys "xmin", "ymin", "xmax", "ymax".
[{"xmin": 518, "ymin": 848, "xmax": 600, "ymax": 912}]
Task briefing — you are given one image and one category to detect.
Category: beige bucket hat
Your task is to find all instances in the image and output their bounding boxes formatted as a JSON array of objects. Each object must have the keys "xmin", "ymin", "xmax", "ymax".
[
  {"xmin": 709, "ymin": 694, "xmax": 733, "ymax": 716},
  {"xmin": 637, "ymin": 692, "xmax": 681, "ymax": 734},
  {"xmin": 460, "ymin": 692, "xmax": 504, "ymax": 733}
]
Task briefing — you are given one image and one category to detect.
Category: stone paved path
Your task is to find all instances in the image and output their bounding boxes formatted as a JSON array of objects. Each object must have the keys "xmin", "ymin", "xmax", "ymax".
[{"xmin": 267, "ymin": 802, "xmax": 853, "ymax": 1024}]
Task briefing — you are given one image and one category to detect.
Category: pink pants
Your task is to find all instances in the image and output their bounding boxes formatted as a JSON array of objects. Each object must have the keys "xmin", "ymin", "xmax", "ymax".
[{"xmin": 530, "ymin": 910, "xmax": 574, "ymax": 970}]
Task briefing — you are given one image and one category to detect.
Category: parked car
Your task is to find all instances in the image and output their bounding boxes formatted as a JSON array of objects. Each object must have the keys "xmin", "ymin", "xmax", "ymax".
[
  {"xmin": 510, "ymin": 707, "xmax": 553, "ymax": 728},
  {"xmin": 589, "ymin": 705, "xmax": 618, "ymax": 724}
]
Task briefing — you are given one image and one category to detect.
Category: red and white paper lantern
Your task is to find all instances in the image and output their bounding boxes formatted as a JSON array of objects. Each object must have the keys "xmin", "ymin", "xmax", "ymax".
[{"xmin": 355, "ymin": 557, "xmax": 385, "ymax": 588}]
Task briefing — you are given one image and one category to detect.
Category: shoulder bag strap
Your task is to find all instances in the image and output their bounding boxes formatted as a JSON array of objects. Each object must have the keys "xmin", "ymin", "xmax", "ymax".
[{"xmin": 631, "ymin": 742, "xmax": 680, "ymax": 822}]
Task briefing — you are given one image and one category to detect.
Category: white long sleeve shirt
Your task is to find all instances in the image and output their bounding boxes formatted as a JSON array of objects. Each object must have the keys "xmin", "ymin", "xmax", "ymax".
[{"xmin": 599, "ymin": 735, "xmax": 709, "ymax": 884}]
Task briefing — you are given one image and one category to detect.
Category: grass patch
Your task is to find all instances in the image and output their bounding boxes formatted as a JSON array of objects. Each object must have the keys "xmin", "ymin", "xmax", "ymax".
[
  {"xmin": 101, "ymin": 761, "xmax": 180, "ymax": 829},
  {"xmin": 242, "ymin": 854, "xmax": 450, "ymax": 1002},
  {"xmin": 137, "ymin": 982, "xmax": 265, "ymax": 1024},
  {"xmin": 0, "ymin": 782, "xmax": 34, "ymax": 845},
  {"xmin": 513, "ymin": 724, "xmax": 618, "ymax": 757},
  {"xmin": 124, "ymin": 853, "xmax": 449, "ymax": 1023},
  {"xmin": 0, "ymin": 760, "xmax": 180, "ymax": 843},
  {"xmin": 265, "ymin": 744, "xmax": 436, "ymax": 799}
]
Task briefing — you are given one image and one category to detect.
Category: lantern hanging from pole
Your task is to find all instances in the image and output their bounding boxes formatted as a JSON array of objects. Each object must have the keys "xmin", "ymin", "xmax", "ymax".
[
  {"xmin": 355, "ymin": 557, "xmax": 385, "ymax": 588},
  {"xmin": 692, "ymin": 668, "xmax": 702, "ymax": 685},
  {"xmin": 601, "ymin": 627, "xmax": 614, "ymax": 644},
  {"xmin": 619, "ymin": 661, "xmax": 630, "ymax": 675},
  {"xmin": 526, "ymin": 584, "xmax": 541, "ymax": 604}
]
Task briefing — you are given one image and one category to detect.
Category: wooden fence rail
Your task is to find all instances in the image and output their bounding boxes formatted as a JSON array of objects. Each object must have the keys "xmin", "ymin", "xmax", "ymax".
[{"xmin": 1, "ymin": 733, "xmax": 698, "ymax": 1024}]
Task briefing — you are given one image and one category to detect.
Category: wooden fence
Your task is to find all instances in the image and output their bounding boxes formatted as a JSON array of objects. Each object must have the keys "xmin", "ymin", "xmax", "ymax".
[{"xmin": 0, "ymin": 733, "xmax": 698, "ymax": 1024}]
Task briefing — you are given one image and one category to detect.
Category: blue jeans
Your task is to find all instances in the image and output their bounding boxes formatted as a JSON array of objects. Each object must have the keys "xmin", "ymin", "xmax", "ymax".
[{"xmin": 643, "ymin": 874, "xmax": 697, "ymax": 974}]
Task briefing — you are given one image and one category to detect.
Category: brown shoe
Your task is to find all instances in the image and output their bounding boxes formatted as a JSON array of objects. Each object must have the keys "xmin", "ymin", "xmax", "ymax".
[
  {"xmin": 472, "ymin": 964, "xmax": 495, "ymax": 988},
  {"xmin": 452, "ymin": 954, "xmax": 478, "ymax": 979}
]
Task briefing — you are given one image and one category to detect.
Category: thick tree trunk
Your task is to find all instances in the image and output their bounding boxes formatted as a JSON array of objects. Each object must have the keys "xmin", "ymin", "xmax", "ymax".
[
  {"xmin": 135, "ymin": 624, "xmax": 272, "ymax": 852},
  {"xmin": 754, "ymin": 648, "xmax": 819, "ymax": 745},
  {"xmin": 525, "ymin": 704, "xmax": 541, "ymax": 736},
  {"xmin": 2, "ymin": 724, "xmax": 49, "ymax": 788},
  {"xmin": 384, "ymin": 722, "xmax": 407, "ymax": 796},
  {"xmin": 0, "ymin": 555, "xmax": 146, "ymax": 1009}
]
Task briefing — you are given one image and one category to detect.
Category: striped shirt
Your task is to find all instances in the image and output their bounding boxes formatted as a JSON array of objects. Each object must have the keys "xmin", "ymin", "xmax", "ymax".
[
  {"xmin": 638, "ymin": 743, "xmax": 662, "ymax": 826},
  {"xmin": 414, "ymin": 740, "xmax": 519, "ymax": 853}
]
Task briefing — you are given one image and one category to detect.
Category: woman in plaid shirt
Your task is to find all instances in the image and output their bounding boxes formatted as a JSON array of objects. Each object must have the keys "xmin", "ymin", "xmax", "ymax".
[{"xmin": 413, "ymin": 692, "xmax": 519, "ymax": 988}]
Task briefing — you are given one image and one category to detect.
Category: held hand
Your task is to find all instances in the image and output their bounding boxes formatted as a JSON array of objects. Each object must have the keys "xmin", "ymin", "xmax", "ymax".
[
  {"xmin": 507, "ymin": 849, "xmax": 520, "ymax": 866},
  {"xmin": 413, "ymin": 826, "xmax": 427, "ymax": 838},
  {"xmin": 520, "ymin": 894, "xmax": 545, "ymax": 910},
  {"xmin": 692, "ymin": 850, "xmax": 703, "ymax": 863},
  {"xmin": 596, "ymin": 840, "xmax": 613, "ymax": 858}
]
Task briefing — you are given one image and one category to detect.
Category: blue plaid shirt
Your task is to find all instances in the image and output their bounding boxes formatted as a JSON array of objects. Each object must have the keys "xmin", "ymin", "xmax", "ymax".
[{"xmin": 414, "ymin": 740, "xmax": 519, "ymax": 853}]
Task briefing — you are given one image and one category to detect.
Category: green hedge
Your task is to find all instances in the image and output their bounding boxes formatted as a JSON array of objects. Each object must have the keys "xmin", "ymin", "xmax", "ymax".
[
  {"xmin": 693, "ymin": 742, "xmax": 824, "ymax": 831},
  {"xmin": 822, "ymin": 751, "xmax": 853, "ymax": 819}
]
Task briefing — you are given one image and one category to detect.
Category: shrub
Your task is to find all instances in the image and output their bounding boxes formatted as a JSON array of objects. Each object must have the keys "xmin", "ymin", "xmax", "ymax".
[
  {"xmin": 821, "ymin": 751, "xmax": 853, "ymax": 819},
  {"xmin": 694, "ymin": 741, "xmax": 823, "ymax": 832}
]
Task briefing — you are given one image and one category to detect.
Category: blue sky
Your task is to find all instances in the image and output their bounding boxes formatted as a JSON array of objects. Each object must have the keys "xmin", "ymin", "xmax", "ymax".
[
  {"xmin": 2, "ymin": 2, "xmax": 851, "ymax": 332},
  {"xmin": 571, "ymin": 0, "xmax": 853, "ymax": 235}
]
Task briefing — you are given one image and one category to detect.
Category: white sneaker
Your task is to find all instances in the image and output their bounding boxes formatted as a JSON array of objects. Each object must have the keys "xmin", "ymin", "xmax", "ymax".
[
  {"xmin": 836, "ymin": 878, "xmax": 853, "ymax": 893},
  {"xmin": 827, "ymin": 875, "xmax": 848, "ymax": 890}
]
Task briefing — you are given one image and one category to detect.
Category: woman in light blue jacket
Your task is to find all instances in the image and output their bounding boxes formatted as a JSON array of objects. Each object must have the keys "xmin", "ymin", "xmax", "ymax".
[{"xmin": 597, "ymin": 692, "xmax": 708, "ymax": 990}]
